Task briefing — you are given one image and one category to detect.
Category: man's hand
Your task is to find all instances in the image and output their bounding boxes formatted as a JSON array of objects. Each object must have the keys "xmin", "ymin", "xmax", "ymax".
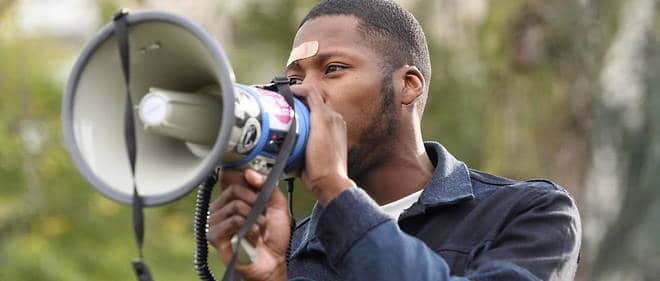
[
  {"xmin": 207, "ymin": 169, "xmax": 290, "ymax": 281},
  {"xmin": 292, "ymin": 84, "xmax": 355, "ymax": 205}
]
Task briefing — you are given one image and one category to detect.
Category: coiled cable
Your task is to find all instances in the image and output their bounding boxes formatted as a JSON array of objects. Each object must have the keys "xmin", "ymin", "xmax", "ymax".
[
  {"xmin": 193, "ymin": 172, "xmax": 297, "ymax": 281},
  {"xmin": 194, "ymin": 171, "xmax": 219, "ymax": 281}
]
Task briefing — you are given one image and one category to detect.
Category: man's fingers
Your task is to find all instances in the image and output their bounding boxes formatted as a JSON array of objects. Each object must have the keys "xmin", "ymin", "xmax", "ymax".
[
  {"xmin": 207, "ymin": 215, "xmax": 263, "ymax": 244},
  {"xmin": 291, "ymin": 84, "xmax": 325, "ymax": 111},
  {"xmin": 208, "ymin": 200, "xmax": 267, "ymax": 228},
  {"xmin": 207, "ymin": 215, "xmax": 244, "ymax": 244},
  {"xmin": 210, "ymin": 184, "xmax": 259, "ymax": 212},
  {"xmin": 207, "ymin": 215, "xmax": 245, "ymax": 264},
  {"xmin": 207, "ymin": 214, "xmax": 264, "ymax": 265},
  {"xmin": 244, "ymin": 169, "xmax": 265, "ymax": 188},
  {"xmin": 242, "ymin": 167, "xmax": 291, "ymax": 212},
  {"xmin": 305, "ymin": 85, "xmax": 325, "ymax": 108},
  {"xmin": 220, "ymin": 169, "xmax": 250, "ymax": 188}
]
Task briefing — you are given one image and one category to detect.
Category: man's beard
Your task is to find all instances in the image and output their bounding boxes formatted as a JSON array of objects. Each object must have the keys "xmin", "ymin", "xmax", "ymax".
[{"xmin": 347, "ymin": 75, "xmax": 399, "ymax": 185}]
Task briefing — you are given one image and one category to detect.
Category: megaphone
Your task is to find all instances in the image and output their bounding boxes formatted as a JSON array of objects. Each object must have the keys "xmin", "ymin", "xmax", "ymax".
[
  {"xmin": 62, "ymin": 10, "xmax": 309, "ymax": 280},
  {"xmin": 62, "ymin": 11, "xmax": 309, "ymax": 206}
]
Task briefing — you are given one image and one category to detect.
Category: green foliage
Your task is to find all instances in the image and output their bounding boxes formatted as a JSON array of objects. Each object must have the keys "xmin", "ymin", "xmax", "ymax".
[{"xmin": 229, "ymin": 0, "xmax": 318, "ymax": 83}]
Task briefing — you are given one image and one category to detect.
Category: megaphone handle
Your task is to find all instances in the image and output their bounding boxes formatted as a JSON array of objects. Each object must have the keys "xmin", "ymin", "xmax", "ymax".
[{"xmin": 230, "ymin": 235, "xmax": 257, "ymax": 263}]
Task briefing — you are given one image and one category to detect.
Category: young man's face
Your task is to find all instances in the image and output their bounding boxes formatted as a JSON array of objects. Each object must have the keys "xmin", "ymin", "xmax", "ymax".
[{"xmin": 286, "ymin": 15, "xmax": 398, "ymax": 180}]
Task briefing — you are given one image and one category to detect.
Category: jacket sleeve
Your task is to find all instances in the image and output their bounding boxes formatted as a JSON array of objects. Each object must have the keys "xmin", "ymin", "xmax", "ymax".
[{"xmin": 313, "ymin": 187, "xmax": 580, "ymax": 281}]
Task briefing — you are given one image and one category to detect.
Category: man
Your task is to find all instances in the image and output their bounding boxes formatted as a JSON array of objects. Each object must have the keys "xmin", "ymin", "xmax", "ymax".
[{"xmin": 207, "ymin": 0, "xmax": 581, "ymax": 280}]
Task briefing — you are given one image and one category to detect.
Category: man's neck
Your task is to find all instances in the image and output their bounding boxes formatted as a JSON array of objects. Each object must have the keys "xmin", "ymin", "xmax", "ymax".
[{"xmin": 357, "ymin": 135, "xmax": 434, "ymax": 206}]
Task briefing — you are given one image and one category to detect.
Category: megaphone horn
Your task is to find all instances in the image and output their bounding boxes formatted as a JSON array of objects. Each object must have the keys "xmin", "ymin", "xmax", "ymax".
[{"xmin": 62, "ymin": 10, "xmax": 309, "ymax": 206}]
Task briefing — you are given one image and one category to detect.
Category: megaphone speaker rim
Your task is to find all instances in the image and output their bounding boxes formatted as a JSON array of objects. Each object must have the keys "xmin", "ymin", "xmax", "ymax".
[{"xmin": 62, "ymin": 10, "xmax": 236, "ymax": 206}]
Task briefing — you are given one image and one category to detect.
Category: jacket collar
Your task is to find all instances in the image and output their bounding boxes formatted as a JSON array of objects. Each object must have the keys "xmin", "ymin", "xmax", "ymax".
[
  {"xmin": 398, "ymin": 142, "xmax": 474, "ymax": 219},
  {"xmin": 292, "ymin": 141, "xmax": 474, "ymax": 257}
]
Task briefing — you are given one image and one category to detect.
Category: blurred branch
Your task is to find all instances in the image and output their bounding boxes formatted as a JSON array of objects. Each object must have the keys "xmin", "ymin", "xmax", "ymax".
[{"xmin": 586, "ymin": 0, "xmax": 659, "ymax": 279}]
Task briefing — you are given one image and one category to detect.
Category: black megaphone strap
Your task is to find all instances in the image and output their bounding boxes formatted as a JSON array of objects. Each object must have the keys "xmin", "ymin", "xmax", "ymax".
[{"xmin": 112, "ymin": 9, "xmax": 154, "ymax": 281}]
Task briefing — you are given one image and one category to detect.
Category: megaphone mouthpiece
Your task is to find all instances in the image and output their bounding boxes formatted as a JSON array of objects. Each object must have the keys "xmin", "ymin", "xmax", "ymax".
[{"xmin": 138, "ymin": 86, "xmax": 221, "ymax": 145}]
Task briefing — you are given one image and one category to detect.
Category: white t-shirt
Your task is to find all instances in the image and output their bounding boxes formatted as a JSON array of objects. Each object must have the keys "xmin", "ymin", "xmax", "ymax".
[{"xmin": 380, "ymin": 189, "xmax": 424, "ymax": 219}]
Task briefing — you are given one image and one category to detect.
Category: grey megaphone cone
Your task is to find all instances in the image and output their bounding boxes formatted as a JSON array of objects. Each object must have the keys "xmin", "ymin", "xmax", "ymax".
[{"xmin": 62, "ymin": 11, "xmax": 236, "ymax": 206}]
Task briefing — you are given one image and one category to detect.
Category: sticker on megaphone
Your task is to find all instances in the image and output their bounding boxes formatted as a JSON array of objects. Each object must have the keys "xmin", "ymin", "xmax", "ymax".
[{"xmin": 136, "ymin": 83, "xmax": 309, "ymax": 177}]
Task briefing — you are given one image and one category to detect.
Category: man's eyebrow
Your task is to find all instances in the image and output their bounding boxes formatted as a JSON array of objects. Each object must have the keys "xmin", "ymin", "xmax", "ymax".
[
  {"xmin": 285, "ymin": 51, "xmax": 353, "ymax": 72},
  {"xmin": 286, "ymin": 61, "xmax": 302, "ymax": 73}
]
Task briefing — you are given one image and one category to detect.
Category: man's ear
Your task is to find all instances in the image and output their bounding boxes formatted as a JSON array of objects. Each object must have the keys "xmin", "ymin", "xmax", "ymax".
[{"xmin": 395, "ymin": 65, "xmax": 425, "ymax": 105}]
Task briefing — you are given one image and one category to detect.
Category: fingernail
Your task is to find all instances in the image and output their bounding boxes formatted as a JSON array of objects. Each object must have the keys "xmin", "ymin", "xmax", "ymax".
[
  {"xmin": 247, "ymin": 169, "xmax": 265, "ymax": 184},
  {"xmin": 257, "ymin": 173, "xmax": 266, "ymax": 184}
]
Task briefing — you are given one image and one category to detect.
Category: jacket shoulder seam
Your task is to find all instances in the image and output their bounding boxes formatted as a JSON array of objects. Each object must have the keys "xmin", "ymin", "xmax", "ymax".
[{"xmin": 469, "ymin": 169, "xmax": 518, "ymax": 186}]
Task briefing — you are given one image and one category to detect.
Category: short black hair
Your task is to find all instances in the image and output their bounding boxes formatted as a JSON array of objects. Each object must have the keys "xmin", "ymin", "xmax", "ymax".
[{"xmin": 300, "ymin": 0, "xmax": 432, "ymax": 116}]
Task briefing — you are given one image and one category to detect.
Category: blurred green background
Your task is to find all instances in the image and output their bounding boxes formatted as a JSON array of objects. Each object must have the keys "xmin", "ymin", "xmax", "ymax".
[{"xmin": 1, "ymin": 0, "xmax": 659, "ymax": 280}]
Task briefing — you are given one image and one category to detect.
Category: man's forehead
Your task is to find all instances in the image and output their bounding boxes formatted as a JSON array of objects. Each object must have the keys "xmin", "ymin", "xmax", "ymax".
[
  {"xmin": 295, "ymin": 15, "xmax": 361, "ymax": 40},
  {"xmin": 286, "ymin": 41, "xmax": 319, "ymax": 68},
  {"xmin": 286, "ymin": 16, "xmax": 364, "ymax": 66}
]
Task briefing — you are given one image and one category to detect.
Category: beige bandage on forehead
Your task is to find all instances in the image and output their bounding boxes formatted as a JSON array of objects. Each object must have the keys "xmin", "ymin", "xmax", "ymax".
[{"xmin": 286, "ymin": 41, "xmax": 319, "ymax": 67}]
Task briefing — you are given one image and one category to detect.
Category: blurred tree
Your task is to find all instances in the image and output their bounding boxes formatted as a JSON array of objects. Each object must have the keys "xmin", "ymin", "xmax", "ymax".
[{"xmin": 585, "ymin": 0, "xmax": 660, "ymax": 280}]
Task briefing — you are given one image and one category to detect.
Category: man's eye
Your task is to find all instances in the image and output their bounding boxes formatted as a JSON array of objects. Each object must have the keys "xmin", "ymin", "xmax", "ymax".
[
  {"xmin": 288, "ymin": 77, "xmax": 303, "ymax": 85},
  {"xmin": 325, "ymin": 64, "xmax": 347, "ymax": 74}
]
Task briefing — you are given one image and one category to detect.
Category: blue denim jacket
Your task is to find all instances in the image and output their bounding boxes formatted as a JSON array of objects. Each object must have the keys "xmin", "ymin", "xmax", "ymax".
[{"xmin": 287, "ymin": 142, "xmax": 581, "ymax": 281}]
